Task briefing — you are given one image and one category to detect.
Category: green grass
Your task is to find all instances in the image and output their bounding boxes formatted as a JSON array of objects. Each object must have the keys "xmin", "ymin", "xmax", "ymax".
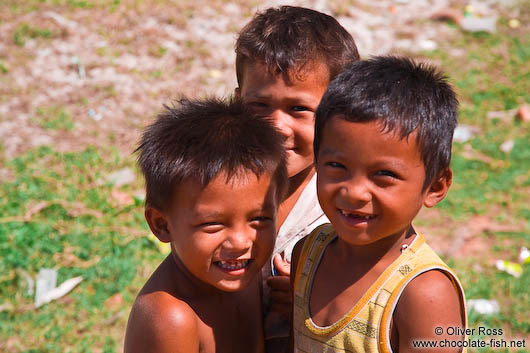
[
  {"xmin": 0, "ymin": 61, "xmax": 8, "ymax": 74},
  {"xmin": 0, "ymin": 146, "xmax": 164, "ymax": 352},
  {"xmin": 0, "ymin": 2, "xmax": 529, "ymax": 352},
  {"xmin": 32, "ymin": 107, "xmax": 76, "ymax": 131},
  {"xmin": 422, "ymin": 13, "xmax": 530, "ymax": 352},
  {"xmin": 13, "ymin": 23, "xmax": 54, "ymax": 47}
]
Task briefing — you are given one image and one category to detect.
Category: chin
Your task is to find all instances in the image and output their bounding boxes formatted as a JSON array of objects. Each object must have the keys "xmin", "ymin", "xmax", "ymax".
[
  {"xmin": 287, "ymin": 162, "xmax": 313, "ymax": 178},
  {"xmin": 216, "ymin": 279, "xmax": 252, "ymax": 292}
]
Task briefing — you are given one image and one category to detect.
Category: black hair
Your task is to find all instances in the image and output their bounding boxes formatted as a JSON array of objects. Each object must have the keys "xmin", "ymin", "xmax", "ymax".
[
  {"xmin": 314, "ymin": 56, "xmax": 458, "ymax": 188},
  {"xmin": 136, "ymin": 97, "xmax": 287, "ymax": 210},
  {"xmin": 235, "ymin": 5, "xmax": 359, "ymax": 85}
]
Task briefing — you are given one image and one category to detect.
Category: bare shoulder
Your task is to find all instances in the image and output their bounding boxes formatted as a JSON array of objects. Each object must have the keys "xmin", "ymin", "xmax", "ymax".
[
  {"xmin": 124, "ymin": 291, "xmax": 200, "ymax": 353},
  {"xmin": 394, "ymin": 270, "xmax": 464, "ymax": 353}
]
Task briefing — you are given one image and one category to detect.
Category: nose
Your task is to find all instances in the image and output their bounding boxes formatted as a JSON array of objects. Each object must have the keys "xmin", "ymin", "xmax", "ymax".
[
  {"xmin": 340, "ymin": 176, "xmax": 372, "ymax": 203},
  {"xmin": 270, "ymin": 109, "xmax": 293, "ymax": 138},
  {"xmin": 223, "ymin": 227, "xmax": 254, "ymax": 253}
]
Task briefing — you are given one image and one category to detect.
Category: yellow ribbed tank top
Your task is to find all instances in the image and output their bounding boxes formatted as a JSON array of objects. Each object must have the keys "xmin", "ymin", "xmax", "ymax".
[{"xmin": 293, "ymin": 224, "xmax": 467, "ymax": 353}]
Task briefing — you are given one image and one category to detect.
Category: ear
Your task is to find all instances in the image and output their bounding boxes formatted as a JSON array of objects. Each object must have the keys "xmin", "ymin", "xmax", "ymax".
[
  {"xmin": 145, "ymin": 206, "xmax": 171, "ymax": 243},
  {"xmin": 234, "ymin": 87, "xmax": 241, "ymax": 101},
  {"xmin": 424, "ymin": 168, "xmax": 452, "ymax": 208}
]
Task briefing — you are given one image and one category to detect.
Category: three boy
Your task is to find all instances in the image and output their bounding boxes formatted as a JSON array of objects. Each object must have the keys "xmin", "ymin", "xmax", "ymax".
[{"xmin": 126, "ymin": 5, "xmax": 467, "ymax": 353}]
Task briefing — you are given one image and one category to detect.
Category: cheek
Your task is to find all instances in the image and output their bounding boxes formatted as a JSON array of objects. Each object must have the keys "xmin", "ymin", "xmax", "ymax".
[
  {"xmin": 293, "ymin": 122, "xmax": 315, "ymax": 149},
  {"xmin": 178, "ymin": 235, "xmax": 219, "ymax": 261},
  {"xmin": 258, "ymin": 228, "xmax": 276, "ymax": 251},
  {"xmin": 316, "ymin": 180, "xmax": 335, "ymax": 208}
]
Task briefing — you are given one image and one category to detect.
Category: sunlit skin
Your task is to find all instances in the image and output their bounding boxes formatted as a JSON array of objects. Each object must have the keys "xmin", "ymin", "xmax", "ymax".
[
  {"xmin": 163, "ymin": 171, "xmax": 278, "ymax": 293},
  {"xmin": 236, "ymin": 61, "xmax": 328, "ymax": 180},
  {"xmin": 235, "ymin": 61, "xmax": 330, "ymax": 317},
  {"xmin": 316, "ymin": 117, "xmax": 434, "ymax": 248},
  {"xmin": 290, "ymin": 117, "xmax": 463, "ymax": 353},
  {"xmin": 124, "ymin": 170, "xmax": 279, "ymax": 353}
]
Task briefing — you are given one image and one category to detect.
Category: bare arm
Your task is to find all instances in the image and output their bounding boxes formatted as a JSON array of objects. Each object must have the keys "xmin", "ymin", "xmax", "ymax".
[
  {"xmin": 394, "ymin": 270, "xmax": 464, "ymax": 353},
  {"xmin": 124, "ymin": 293, "xmax": 200, "ymax": 353}
]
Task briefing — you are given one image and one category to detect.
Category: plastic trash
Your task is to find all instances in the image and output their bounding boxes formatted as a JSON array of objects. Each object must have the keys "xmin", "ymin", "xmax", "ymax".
[
  {"xmin": 486, "ymin": 108, "xmax": 517, "ymax": 121},
  {"xmin": 519, "ymin": 247, "xmax": 529, "ymax": 264},
  {"xmin": 106, "ymin": 168, "xmax": 135, "ymax": 187},
  {"xmin": 453, "ymin": 125, "xmax": 478, "ymax": 143},
  {"xmin": 467, "ymin": 299, "xmax": 500, "ymax": 315},
  {"xmin": 36, "ymin": 276, "xmax": 83, "ymax": 308},
  {"xmin": 35, "ymin": 269, "xmax": 57, "ymax": 307},
  {"xmin": 460, "ymin": 16, "xmax": 497, "ymax": 33},
  {"xmin": 499, "ymin": 140, "xmax": 514, "ymax": 153},
  {"xmin": 495, "ymin": 260, "xmax": 522, "ymax": 278},
  {"xmin": 88, "ymin": 108, "xmax": 102, "ymax": 121},
  {"xmin": 72, "ymin": 56, "xmax": 85, "ymax": 79},
  {"xmin": 419, "ymin": 39, "xmax": 437, "ymax": 51}
]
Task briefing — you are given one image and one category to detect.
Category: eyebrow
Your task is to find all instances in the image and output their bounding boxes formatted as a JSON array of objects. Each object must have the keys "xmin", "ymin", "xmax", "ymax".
[
  {"xmin": 245, "ymin": 92, "xmax": 319, "ymax": 104},
  {"xmin": 319, "ymin": 148, "xmax": 412, "ymax": 170},
  {"xmin": 318, "ymin": 147, "xmax": 337, "ymax": 157},
  {"xmin": 192, "ymin": 210, "xmax": 223, "ymax": 220}
]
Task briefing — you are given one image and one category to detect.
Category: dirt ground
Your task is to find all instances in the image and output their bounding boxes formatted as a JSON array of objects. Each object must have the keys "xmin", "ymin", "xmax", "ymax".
[
  {"xmin": 0, "ymin": 0, "xmax": 473, "ymax": 158},
  {"xmin": 0, "ymin": 0, "xmax": 522, "ymax": 257}
]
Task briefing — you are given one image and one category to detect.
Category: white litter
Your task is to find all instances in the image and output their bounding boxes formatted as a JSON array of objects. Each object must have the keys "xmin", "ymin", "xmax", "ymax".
[
  {"xmin": 460, "ymin": 16, "xmax": 497, "ymax": 33},
  {"xmin": 106, "ymin": 168, "xmax": 136, "ymax": 187},
  {"xmin": 35, "ymin": 268, "xmax": 83, "ymax": 308},
  {"xmin": 453, "ymin": 125, "xmax": 479, "ymax": 143},
  {"xmin": 499, "ymin": 140, "xmax": 514, "ymax": 153},
  {"xmin": 467, "ymin": 299, "xmax": 500, "ymax": 315}
]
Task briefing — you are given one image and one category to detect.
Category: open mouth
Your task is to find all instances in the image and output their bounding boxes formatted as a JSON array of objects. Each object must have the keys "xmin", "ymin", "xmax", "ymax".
[
  {"xmin": 339, "ymin": 209, "xmax": 376, "ymax": 225},
  {"xmin": 214, "ymin": 259, "xmax": 251, "ymax": 272}
]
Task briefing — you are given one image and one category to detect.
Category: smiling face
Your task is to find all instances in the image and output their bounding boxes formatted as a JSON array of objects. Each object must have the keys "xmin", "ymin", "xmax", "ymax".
[
  {"xmin": 236, "ymin": 61, "xmax": 329, "ymax": 178},
  {"xmin": 162, "ymin": 170, "xmax": 278, "ymax": 292},
  {"xmin": 316, "ymin": 117, "xmax": 449, "ymax": 246}
]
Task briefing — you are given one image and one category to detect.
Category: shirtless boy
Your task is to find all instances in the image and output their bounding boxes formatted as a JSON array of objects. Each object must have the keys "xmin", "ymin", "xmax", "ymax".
[
  {"xmin": 291, "ymin": 56, "xmax": 467, "ymax": 352},
  {"xmin": 124, "ymin": 98, "xmax": 287, "ymax": 353},
  {"xmin": 234, "ymin": 6, "xmax": 359, "ymax": 350}
]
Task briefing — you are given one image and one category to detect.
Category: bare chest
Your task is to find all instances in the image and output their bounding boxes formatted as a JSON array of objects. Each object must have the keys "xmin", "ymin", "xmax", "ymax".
[
  {"xmin": 192, "ymin": 292, "xmax": 264, "ymax": 353},
  {"xmin": 309, "ymin": 259, "xmax": 383, "ymax": 327}
]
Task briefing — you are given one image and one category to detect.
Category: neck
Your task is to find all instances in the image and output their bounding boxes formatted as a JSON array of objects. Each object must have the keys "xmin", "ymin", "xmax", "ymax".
[
  {"xmin": 287, "ymin": 165, "xmax": 315, "ymax": 198},
  {"xmin": 170, "ymin": 251, "xmax": 226, "ymax": 301},
  {"xmin": 335, "ymin": 226, "xmax": 416, "ymax": 268}
]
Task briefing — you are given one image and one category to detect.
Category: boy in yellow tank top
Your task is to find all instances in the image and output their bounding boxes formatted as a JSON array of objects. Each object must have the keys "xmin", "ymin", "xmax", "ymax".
[{"xmin": 290, "ymin": 56, "xmax": 467, "ymax": 353}]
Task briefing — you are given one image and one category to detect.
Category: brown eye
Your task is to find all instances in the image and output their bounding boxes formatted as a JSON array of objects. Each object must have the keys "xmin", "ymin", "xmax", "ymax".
[
  {"xmin": 376, "ymin": 170, "xmax": 398, "ymax": 178},
  {"xmin": 325, "ymin": 161, "xmax": 345, "ymax": 169},
  {"xmin": 292, "ymin": 106, "xmax": 309, "ymax": 112},
  {"xmin": 199, "ymin": 222, "xmax": 224, "ymax": 233}
]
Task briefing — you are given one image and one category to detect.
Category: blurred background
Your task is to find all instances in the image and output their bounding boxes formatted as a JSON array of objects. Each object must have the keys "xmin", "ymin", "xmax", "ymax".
[{"xmin": 0, "ymin": 0, "xmax": 528, "ymax": 351}]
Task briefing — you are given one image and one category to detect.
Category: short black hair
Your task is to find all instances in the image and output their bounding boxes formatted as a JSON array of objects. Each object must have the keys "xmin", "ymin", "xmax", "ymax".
[
  {"xmin": 136, "ymin": 97, "xmax": 288, "ymax": 210},
  {"xmin": 314, "ymin": 56, "xmax": 458, "ymax": 188},
  {"xmin": 235, "ymin": 6, "xmax": 359, "ymax": 85}
]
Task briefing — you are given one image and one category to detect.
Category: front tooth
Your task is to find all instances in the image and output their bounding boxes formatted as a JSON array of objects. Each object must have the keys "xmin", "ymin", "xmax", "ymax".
[{"xmin": 218, "ymin": 260, "xmax": 248, "ymax": 270}]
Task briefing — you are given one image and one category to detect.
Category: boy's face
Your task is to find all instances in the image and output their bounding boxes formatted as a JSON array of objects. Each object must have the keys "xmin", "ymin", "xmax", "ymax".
[
  {"xmin": 236, "ymin": 61, "xmax": 329, "ymax": 178},
  {"xmin": 150, "ymin": 170, "xmax": 278, "ymax": 292},
  {"xmin": 316, "ymin": 117, "xmax": 450, "ymax": 246}
]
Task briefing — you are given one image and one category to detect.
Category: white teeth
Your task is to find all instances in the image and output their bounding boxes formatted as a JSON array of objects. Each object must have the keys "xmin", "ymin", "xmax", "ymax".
[
  {"xmin": 217, "ymin": 260, "xmax": 249, "ymax": 270},
  {"xmin": 340, "ymin": 209, "xmax": 373, "ymax": 219}
]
